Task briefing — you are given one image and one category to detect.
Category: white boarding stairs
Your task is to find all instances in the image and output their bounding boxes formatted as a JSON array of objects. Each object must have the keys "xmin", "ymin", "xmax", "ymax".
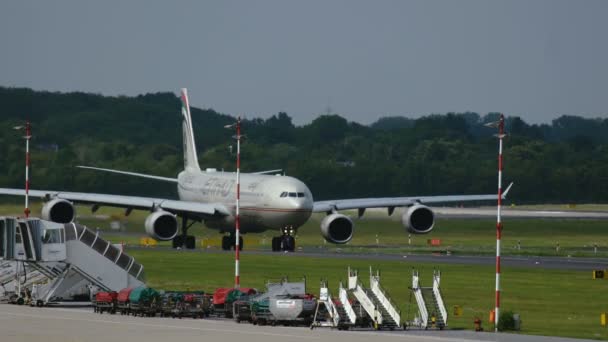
[
  {"xmin": 310, "ymin": 280, "xmax": 341, "ymax": 329},
  {"xmin": 0, "ymin": 217, "xmax": 145, "ymax": 305},
  {"xmin": 411, "ymin": 270, "xmax": 447, "ymax": 329},
  {"xmin": 369, "ymin": 267, "xmax": 402, "ymax": 329},
  {"xmin": 347, "ymin": 267, "xmax": 401, "ymax": 330}
]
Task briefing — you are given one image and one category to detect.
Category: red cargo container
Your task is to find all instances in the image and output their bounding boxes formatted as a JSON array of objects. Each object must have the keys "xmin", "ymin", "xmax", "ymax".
[
  {"xmin": 117, "ymin": 288, "xmax": 134, "ymax": 303},
  {"xmin": 116, "ymin": 288, "xmax": 134, "ymax": 315},
  {"xmin": 95, "ymin": 291, "xmax": 118, "ymax": 303},
  {"xmin": 93, "ymin": 291, "xmax": 118, "ymax": 314},
  {"xmin": 212, "ymin": 287, "xmax": 257, "ymax": 318}
]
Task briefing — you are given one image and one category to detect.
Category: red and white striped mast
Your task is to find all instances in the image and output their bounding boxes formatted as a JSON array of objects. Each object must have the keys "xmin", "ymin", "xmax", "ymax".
[
  {"xmin": 14, "ymin": 121, "xmax": 32, "ymax": 218},
  {"xmin": 226, "ymin": 117, "xmax": 242, "ymax": 289},
  {"xmin": 487, "ymin": 114, "xmax": 506, "ymax": 332}
]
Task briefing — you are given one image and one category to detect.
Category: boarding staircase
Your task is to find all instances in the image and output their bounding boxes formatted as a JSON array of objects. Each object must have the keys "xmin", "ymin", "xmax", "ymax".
[
  {"xmin": 311, "ymin": 280, "xmax": 341, "ymax": 329},
  {"xmin": 0, "ymin": 217, "xmax": 145, "ymax": 305},
  {"xmin": 367, "ymin": 267, "xmax": 402, "ymax": 330},
  {"xmin": 347, "ymin": 267, "xmax": 402, "ymax": 330},
  {"xmin": 410, "ymin": 270, "xmax": 447, "ymax": 329}
]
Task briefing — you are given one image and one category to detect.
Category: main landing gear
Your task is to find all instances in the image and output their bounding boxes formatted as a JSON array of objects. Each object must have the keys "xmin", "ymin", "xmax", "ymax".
[
  {"xmin": 172, "ymin": 215, "xmax": 196, "ymax": 250},
  {"xmin": 221, "ymin": 232, "xmax": 243, "ymax": 251},
  {"xmin": 271, "ymin": 226, "xmax": 296, "ymax": 252}
]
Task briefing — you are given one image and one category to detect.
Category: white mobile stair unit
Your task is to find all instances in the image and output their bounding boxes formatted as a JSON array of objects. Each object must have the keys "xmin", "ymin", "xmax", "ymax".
[
  {"xmin": 347, "ymin": 267, "xmax": 401, "ymax": 330},
  {"xmin": 369, "ymin": 267, "xmax": 402, "ymax": 330},
  {"xmin": 310, "ymin": 280, "xmax": 341, "ymax": 329},
  {"xmin": 410, "ymin": 270, "xmax": 447, "ymax": 330},
  {"xmin": 338, "ymin": 281, "xmax": 357, "ymax": 327},
  {"xmin": 0, "ymin": 217, "xmax": 145, "ymax": 306}
]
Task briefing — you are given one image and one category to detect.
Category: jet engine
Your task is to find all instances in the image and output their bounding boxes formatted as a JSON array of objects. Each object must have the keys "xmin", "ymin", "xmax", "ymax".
[
  {"xmin": 145, "ymin": 211, "xmax": 178, "ymax": 241},
  {"xmin": 41, "ymin": 198, "xmax": 75, "ymax": 223},
  {"xmin": 320, "ymin": 213, "xmax": 354, "ymax": 244},
  {"xmin": 402, "ymin": 204, "xmax": 435, "ymax": 234}
]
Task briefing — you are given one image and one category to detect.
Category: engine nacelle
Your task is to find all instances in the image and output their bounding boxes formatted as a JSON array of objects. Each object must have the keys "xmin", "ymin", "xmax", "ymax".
[
  {"xmin": 41, "ymin": 198, "xmax": 75, "ymax": 223},
  {"xmin": 144, "ymin": 211, "xmax": 178, "ymax": 241},
  {"xmin": 402, "ymin": 204, "xmax": 435, "ymax": 234},
  {"xmin": 320, "ymin": 213, "xmax": 354, "ymax": 244}
]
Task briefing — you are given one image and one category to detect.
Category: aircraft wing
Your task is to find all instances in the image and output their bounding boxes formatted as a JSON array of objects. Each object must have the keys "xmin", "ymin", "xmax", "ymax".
[
  {"xmin": 313, "ymin": 183, "xmax": 513, "ymax": 213},
  {"xmin": 0, "ymin": 188, "xmax": 230, "ymax": 217}
]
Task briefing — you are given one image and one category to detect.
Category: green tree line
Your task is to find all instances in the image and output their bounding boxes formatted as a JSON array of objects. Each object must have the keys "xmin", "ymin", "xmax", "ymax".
[{"xmin": 0, "ymin": 87, "xmax": 607, "ymax": 203}]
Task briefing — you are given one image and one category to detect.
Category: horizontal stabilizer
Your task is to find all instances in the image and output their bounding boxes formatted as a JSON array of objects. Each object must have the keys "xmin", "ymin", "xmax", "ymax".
[{"xmin": 77, "ymin": 166, "xmax": 178, "ymax": 183}]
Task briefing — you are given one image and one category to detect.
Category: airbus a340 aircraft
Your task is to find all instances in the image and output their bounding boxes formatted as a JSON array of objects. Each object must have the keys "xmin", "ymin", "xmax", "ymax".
[{"xmin": 0, "ymin": 89, "xmax": 510, "ymax": 252}]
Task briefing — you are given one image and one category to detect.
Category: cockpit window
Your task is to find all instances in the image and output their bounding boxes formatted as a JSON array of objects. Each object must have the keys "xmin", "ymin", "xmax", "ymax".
[{"xmin": 281, "ymin": 191, "xmax": 306, "ymax": 198}]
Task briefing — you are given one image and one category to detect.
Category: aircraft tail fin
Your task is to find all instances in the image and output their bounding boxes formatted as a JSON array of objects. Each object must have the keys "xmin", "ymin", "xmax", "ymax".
[{"xmin": 180, "ymin": 88, "xmax": 201, "ymax": 172}]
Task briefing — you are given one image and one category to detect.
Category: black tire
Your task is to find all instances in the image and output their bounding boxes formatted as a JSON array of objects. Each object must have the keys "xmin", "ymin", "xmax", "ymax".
[
  {"xmin": 221, "ymin": 236, "xmax": 230, "ymax": 250},
  {"xmin": 271, "ymin": 237, "xmax": 279, "ymax": 251},
  {"xmin": 172, "ymin": 236, "xmax": 184, "ymax": 249},
  {"xmin": 185, "ymin": 235, "xmax": 196, "ymax": 249},
  {"xmin": 287, "ymin": 236, "xmax": 295, "ymax": 252}
]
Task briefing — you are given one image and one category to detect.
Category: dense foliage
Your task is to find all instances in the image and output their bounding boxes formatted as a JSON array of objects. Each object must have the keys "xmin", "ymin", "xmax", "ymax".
[{"xmin": 1, "ymin": 87, "xmax": 607, "ymax": 202}]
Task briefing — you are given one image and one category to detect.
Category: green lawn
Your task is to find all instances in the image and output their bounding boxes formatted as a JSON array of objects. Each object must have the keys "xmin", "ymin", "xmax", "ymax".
[
  {"xmin": 2, "ymin": 203, "xmax": 608, "ymax": 256},
  {"xmin": 128, "ymin": 249, "xmax": 608, "ymax": 340}
]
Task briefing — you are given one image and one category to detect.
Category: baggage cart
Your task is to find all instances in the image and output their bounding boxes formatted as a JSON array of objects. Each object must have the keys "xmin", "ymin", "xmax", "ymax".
[{"xmin": 93, "ymin": 291, "xmax": 117, "ymax": 314}]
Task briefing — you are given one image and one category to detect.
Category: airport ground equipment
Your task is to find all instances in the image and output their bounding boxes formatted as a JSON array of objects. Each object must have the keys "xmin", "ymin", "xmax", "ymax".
[
  {"xmin": 128, "ymin": 286, "xmax": 161, "ymax": 317},
  {"xmin": 0, "ymin": 217, "xmax": 145, "ymax": 306},
  {"xmin": 247, "ymin": 278, "xmax": 315, "ymax": 326},
  {"xmin": 160, "ymin": 292, "xmax": 182, "ymax": 317},
  {"xmin": 337, "ymin": 281, "xmax": 358, "ymax": 327},
  {"xmin": 117, "ymin": 287, "xmax": 134, "ymax": 315},
  {"xmin": 369, "ymin": 267, "xmax": 402, "ymax": 329},
  {"xmin": 347, "ymin": 267, "xmax": 401, "ymax": 330},
  {"xmin": 310, "ymin": 280, "xmax": 342, "ymax": 329},
  {"xmin": 213, "ymin": 287, "xmax": 257, "ymax": 318},
  {"xmin": 268, "ymin": 294, "xmax": 316, "ymax": 326},
  {"xmin": 163, "ymin": 292, "xmax": 210, "ymax": 319},
  {"xmin": 93, "ymin": 291, "xmax": 117, "ymax": 314},
  {"xmin": 408, "ymin": 270, "xmax": 447, "ymax": 330},
  {"xmin": 0, "ymin": 260, "xmax": 48, "ymax": 302}
]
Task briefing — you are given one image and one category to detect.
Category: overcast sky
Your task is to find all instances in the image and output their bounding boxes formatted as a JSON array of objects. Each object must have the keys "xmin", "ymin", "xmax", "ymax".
[{"xmin": 1, "ymin": 0, "xmax": 607, "ymax": 125}]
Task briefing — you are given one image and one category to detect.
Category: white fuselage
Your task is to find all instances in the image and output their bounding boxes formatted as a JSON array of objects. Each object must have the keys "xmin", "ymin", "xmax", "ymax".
[{"xmin": 177, "ymin": 169, "xmax": 313, "ymax": 233}]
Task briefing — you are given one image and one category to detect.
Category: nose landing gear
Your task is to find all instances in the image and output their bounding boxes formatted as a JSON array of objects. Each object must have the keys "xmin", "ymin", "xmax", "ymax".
[{"xmin": 271, "ymin": 226, "xmax": 296, "ymax": 252}]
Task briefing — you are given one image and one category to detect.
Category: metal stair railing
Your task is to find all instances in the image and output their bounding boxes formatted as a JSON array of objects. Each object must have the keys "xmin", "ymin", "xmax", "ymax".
[
  {"xmin": 353, "ymin": 282, "xmax": 382, "ymax": 325},
  {"xmin": 338, "ymin": 282, "xmax": 357, "ymax": 324},
  {"xmin": 313, "ymin": 281, "xmax": 341, "ymax": 328},
  {"xmin": 412, "ymin": 270, "xmax": 429, "ymax": 328},
  {"xmin": 370, "ymin": 268, "xmax": 401, "ymax": 327},
  {"xmin": 325, "ymin": 292, "xmax": 341, "ymax": 327},
  {"xmin": 432, "ymin": 270, "xmax": 447, "ymax": 326},
  {"xmin": 347, "ymin": 267, "xmax": 382, "ymax": 326}
]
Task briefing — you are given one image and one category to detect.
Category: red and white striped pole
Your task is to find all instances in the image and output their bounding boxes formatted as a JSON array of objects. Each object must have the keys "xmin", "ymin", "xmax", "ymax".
[
  {"xmin": 14, "ymin": 121, "xmax": 32, "ymax": 218},
  {"xmin": 494, "ymin": 114, "xmax": 506, "ymax": 332},
  {"xmin": 234, "ymin": 117, "xmax": 242, "ymax": 289},
  {"xmin": 24, "ymin": 121, "xmax": 31, "ymax": 218}
]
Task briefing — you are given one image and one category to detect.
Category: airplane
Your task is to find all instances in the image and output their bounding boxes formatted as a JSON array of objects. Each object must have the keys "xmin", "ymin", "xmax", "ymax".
[{"xmin": 0, "ymin": 88, "xmax": 511, "ymax": 252}]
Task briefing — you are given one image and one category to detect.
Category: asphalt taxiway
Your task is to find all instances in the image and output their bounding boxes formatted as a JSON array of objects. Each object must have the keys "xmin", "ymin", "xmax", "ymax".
[
  {"xmin": 240, "ymin": 250, "xmax": 608, "ymax": 271},
  {"xmin": 0, "ymin": 304, "xmax": 599, "ymax": 342}
]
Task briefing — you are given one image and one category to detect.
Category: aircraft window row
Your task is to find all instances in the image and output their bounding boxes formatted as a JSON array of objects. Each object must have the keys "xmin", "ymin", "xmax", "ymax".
[{"xmin": 280, "ymin": 192, "xmax": 306, "ymax": 198}]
